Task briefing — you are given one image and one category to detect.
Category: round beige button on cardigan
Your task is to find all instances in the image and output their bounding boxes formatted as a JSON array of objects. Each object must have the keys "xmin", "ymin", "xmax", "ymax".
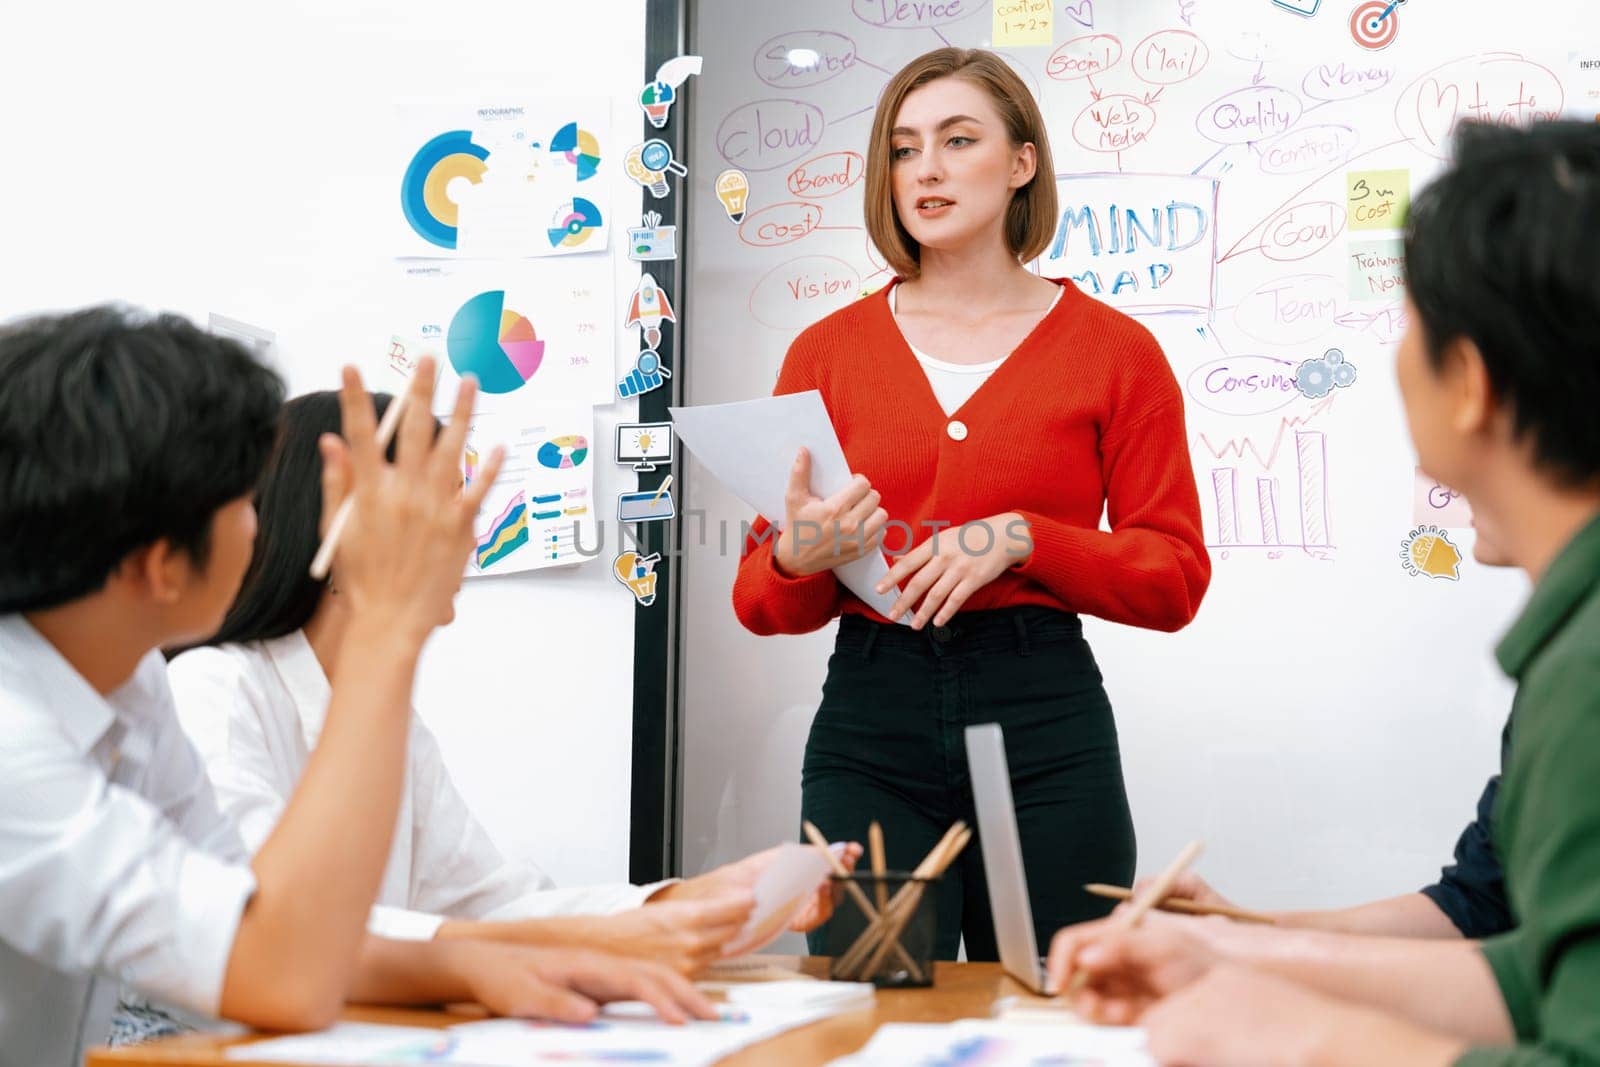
[{"xmin": 947, "ymin": 420, "xmax": 968, "ymax": 441}]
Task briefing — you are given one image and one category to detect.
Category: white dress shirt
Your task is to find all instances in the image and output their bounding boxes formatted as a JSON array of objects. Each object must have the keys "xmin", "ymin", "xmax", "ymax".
[
  {"xmin": 168, "ymin": 630, "xmax": 662, "ymax": 941},
  {"xmin": 0, "ymin": 615, "xmax": 256, "ymax": 1067}
]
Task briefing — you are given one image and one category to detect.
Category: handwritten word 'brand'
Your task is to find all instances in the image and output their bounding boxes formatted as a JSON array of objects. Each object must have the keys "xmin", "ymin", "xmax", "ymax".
[{"xmin": 788, "ymin": 151, "xmax": 865, "ymax": 199}]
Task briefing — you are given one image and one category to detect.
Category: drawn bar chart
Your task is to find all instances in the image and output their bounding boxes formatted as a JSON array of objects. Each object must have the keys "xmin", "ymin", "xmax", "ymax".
[{"xmin": 1208, "ymin": 430, "xmax": 1330, "ymax": 550}]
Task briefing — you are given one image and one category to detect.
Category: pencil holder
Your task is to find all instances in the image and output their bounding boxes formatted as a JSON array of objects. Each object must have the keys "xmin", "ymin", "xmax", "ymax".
[{"xmin": 825, "ymin": 871, "xmax": 939, "ymax": 988}]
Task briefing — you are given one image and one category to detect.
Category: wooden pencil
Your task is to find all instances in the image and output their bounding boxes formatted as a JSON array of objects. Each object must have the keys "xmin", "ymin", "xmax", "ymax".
[{"xmin": 1082, "ymin": 883, "xmax": 1276, "ymax": 925}]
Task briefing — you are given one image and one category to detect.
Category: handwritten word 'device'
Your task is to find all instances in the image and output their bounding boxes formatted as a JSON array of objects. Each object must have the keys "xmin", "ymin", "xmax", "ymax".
[{"xmin": 851, "ymin": 0, "xmax": 970, "ymax": 29}]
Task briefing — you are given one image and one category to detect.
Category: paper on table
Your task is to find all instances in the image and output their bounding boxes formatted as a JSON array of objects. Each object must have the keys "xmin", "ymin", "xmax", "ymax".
[
  {"xmin": 722, "ymin": 842, "xmax": 834, "ymax": 957},
  {"xmin": 826, "ymin": 1020, "xmax": 1157, "ymax": 1066},
  {"xmin": 668, "ymin": 391, "xmax": 904, "ymax": 621},
  {"xmin": 226, "ymin": 1022, "xmax": 456, "ymax": 1063}
]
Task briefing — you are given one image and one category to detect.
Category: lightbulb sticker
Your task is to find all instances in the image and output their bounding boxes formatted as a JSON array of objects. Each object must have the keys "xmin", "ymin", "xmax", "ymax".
[
  {"xmin": 715, "ymin": 169, "xmax": 750, "ymax": 224},
  {"xmin": 638, "ymin": 55, "xmax": 703, "ymax": 130},
  {"xmin": 624, "ymin": 144, "xmax": 670, "ymax": 199},
  {"xmin": 614, "ymin": 550, "xmax": 663, "ymax": 606},
  {"xmin": 1400, "ymin": 524, "xmax": 1462, "ymax": 581}
]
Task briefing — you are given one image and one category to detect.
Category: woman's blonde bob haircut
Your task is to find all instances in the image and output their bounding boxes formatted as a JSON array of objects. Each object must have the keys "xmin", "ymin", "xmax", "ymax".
[{"xmin": 864, "ymin": 48, "xmax": 1058, "ymax": 279}]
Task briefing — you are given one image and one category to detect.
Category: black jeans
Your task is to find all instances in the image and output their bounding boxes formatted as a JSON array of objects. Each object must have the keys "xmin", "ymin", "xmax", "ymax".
[{"xmin": 801, "ymin": 606, "xmax": 1136, "ymax": 961}]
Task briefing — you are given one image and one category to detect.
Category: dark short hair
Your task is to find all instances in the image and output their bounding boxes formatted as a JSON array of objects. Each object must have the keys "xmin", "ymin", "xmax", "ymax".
[
  {"xmin": 0, "ymin": 305, "xmax": 284, "ymax": 613},
  {"xmin": 205, "ymin": 390, "xmax": 402, "ymax": 648},
  {"xmin": 1405, "ymin": 120, "xmax": 1600, "ymax": 485}
]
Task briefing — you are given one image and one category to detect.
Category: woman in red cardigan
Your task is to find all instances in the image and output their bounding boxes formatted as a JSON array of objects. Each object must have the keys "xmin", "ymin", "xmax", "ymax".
[{"xmin": 732, "ymin": 47, "xmax": 1211, "ymax": 961}]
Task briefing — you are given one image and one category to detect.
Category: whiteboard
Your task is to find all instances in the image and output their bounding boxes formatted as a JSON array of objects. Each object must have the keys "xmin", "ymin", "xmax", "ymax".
[{"xmin": 677, "ymin": 0, "xmax": 1579, "ymax": 929}]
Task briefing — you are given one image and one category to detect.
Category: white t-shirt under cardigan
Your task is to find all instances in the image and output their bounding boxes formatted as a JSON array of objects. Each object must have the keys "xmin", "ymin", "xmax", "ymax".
[{"xmin": 888, "ymin": 282, "xmax": 1064, "ymax": 416}]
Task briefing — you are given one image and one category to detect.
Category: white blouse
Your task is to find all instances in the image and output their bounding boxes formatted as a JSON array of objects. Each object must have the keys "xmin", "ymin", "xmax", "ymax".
[
  {"xmin": 888, "ymin": 282, "xmax": 1063, "ymax": 416},
  {"xmin": 168, "ymin": 630, "xmax": 663, "ymax": 940}
]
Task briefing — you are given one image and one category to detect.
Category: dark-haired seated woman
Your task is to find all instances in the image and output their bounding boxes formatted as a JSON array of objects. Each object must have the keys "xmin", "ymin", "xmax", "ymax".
[{"xmin": 169, "ymin": 391, "xmax": 857, "ymax": 973}]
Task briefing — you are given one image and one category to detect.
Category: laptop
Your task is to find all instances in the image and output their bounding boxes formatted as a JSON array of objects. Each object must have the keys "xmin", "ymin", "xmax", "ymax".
[{"xmin": 965, "ymin": 722, "xmax": 1050, "ymax": 994}]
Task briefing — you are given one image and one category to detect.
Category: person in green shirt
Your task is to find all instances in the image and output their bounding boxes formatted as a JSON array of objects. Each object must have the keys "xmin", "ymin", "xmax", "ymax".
[{"xmin": 1042, "ymin": 118, "xmax": 1600, "ymax": 1066}]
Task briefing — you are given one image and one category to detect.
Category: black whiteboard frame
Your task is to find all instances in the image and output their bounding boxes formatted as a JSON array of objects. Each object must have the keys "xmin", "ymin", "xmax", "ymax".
[{"xmin": 629, "ymin": 0, "xmax": 692, "ymax": 884}]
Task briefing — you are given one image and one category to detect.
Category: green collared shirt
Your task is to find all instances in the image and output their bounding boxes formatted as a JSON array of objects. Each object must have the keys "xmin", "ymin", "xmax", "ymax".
[{"xmin": 1458, "ymin": 511, "xmax": 1600, "ymax": 1066}]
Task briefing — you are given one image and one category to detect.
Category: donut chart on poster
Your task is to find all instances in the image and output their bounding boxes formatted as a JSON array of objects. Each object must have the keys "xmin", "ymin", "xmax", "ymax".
[
  {"xmin": 400, "ymin": 130, "xmax": 490, "ymax": 249},
  {"xmin": 446, "ymin": 290, "xmax": 546, "ymax": 394},
  {"xmin": 537, "ymin": 434, "xmax": 590, "ymax": 469}
]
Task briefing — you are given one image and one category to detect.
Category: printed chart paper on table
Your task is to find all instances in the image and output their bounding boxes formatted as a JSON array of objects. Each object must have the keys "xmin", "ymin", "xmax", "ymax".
[
  {"xmin": 463, "ymin": 408, "xmax": 596, "ymax": 577},
  {"xmin": 669, "ymin": 391, "xmax": 903, "ymax": 621},
  {"xmin": 395, "ymin": 97, "xmax": 612, "ymax": 258},
  {"xmin": 391, "ymin": 260, "xmax": 614, "ymax": 412}
]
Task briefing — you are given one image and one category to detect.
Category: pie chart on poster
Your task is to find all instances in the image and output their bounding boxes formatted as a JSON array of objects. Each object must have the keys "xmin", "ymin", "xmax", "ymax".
[
  {"xmin": 446, "ymin": 290, "xmax": 545, "ymax": 394},
  {"xmin": 536, "ymin": 435, "xmax": 589, "ymax": 469}
]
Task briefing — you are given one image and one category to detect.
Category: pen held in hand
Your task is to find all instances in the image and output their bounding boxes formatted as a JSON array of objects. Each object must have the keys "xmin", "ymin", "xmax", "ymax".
[
  {"xmin": 308, "ymin": 386, "xmax": 411, "ymax": 581},
  {"xmin": 1067, "ymin": 839, "xmax": 1204, "ymax": 995},
  {"xmin": 1082, "ymin": 883, "xmax": 1276, "ymax": 925}
]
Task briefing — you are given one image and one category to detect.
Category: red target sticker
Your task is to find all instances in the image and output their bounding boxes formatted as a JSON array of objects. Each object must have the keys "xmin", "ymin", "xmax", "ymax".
[{"xmin": 1349, "ymin": 1, "xmax": 1399, "ymax": 50}]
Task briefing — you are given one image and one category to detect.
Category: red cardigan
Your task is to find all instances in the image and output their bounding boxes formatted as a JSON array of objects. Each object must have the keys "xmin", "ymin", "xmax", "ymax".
[{"xmin": 732, "ymin": 279, "xmax": 1211, "ymax": 636}]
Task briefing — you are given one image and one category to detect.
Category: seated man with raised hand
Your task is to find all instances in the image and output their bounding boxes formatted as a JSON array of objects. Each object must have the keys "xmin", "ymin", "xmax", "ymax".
[
  {"xmin": 1045, "ymin": 118, "xmax": 1600, "ymax": 1066},
  {"xmin": 165, "ymin": 388, "xmax": 857, "ymax": 976},
  {"xmin": 0, "ymin": 308, "xmax": 714, "ymax": 1066}
]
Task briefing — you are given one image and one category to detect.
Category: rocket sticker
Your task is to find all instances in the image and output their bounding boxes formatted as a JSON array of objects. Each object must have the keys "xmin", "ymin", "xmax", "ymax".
[{"xmin": 625, "ymin": 272, "xmax": 677, "ymax": 350}]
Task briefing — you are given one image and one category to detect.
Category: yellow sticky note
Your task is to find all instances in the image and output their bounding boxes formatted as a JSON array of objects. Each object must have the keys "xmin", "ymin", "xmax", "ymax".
[
  {"xmin": 1346, "ymin": 169, "xmax": 1409, "ymax": 231},
  {"xmin": 993, "ymin": 0, "xmax": 1052, "ymax": 46}
]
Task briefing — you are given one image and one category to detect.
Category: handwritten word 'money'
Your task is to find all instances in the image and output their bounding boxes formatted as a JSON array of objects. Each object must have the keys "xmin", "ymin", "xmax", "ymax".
[
  {"xmin": 717, "ymin": 100, "xmax": 825, "ymax": 172},
  {"xmin": 852, "ymin": 0, "xmax": 968, "ymax": 28}
]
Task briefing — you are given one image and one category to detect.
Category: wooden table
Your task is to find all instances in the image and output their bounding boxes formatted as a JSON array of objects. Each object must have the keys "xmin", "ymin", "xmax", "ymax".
[{"xmin": 87, "ymin": 960, "xmax": 1032, "ymax": 1066}]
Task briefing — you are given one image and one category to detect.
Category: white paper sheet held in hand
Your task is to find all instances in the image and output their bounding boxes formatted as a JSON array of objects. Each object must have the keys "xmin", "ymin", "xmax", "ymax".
[
  {"xmin": 722, "ymin": 842, "xmax": 835, "ymax": 957},
  {"xmin": 668, "ymin": 391, "xmax": 902, "ymax": 621}
]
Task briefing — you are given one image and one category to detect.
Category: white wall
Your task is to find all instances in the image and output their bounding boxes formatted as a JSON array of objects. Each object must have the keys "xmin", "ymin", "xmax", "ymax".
[
  {"xmin": 1, "ymin": 0, "xmax": 648, "ymax": 887},
  {"xmin": 678, "ymin": 0, "xmax": 1561, "ymax": 929}
]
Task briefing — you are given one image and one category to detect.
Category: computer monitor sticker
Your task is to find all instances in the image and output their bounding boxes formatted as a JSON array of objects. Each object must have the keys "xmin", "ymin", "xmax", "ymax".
[{"xmin": 617, "ymin": 422, "xmax": 674, "ymax": 472}]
